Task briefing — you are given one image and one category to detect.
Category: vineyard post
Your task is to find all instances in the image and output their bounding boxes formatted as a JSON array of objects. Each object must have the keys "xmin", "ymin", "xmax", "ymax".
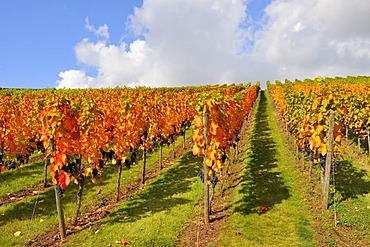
[
  {"xmin": 203, "ymin": 113, "xmax": 210, "ymax": 225},
  {"xmin": 322, "ymin": 111, "xmax": 335, "ymax": 210},
  {"xmin": 46, "ymin": 116, "xmax": 66, "ymax": 239},
  {"xmin": 54, "ymin": 186, "xmax": 66, "ymax": 239},
  {"xmin": 159, "ymin": 143, "xmax": 163, "ymax": 170},
  {"xmin": 183, "ymin": 130, "xmax": 186, "ymax": 150},
  {"xmin": 43, "ymin": 157, "xmax": 48, "ymax": 187},
  {"xmin": 172, "ymin": 139, "xmax": 176, "ymax": 159},
  {"xmin": 296, "ymin": 146, "xmax": 299, "ymax": 162},
  {"xmin": 116, "ymin": 160, "xmax": 122, "ymax": 201},
  {"xmin": 141, "ymin": 146, "xmax": 147, "ymax": 184},
  {"xmin": 358, "ymin": 134, "xmax": 361, "ymax": 150},
  {"xmin": 73, "ymin": 155, "xmax": 85, "ymax": 225}
]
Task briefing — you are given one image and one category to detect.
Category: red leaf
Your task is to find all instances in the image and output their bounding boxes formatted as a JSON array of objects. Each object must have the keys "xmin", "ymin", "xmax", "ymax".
[{"xmin": 58, "ymin": 170, "xmax": 72, "ymax": 190}]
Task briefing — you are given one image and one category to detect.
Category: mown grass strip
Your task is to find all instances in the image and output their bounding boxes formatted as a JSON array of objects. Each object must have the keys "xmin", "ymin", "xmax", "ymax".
[{"xmin": 218, "ymin": 91, "xmax": 316, "ymax": 246}]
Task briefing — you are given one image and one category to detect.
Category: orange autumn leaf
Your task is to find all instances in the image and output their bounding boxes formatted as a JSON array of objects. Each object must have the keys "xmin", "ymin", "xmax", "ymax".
[
  {"xmin": 210, "ymin": 121, "xmax": 218, "ymax": 135},
  {"xmin": 193, "ymin": 115, "xmax": 203, "ymax": 128}
]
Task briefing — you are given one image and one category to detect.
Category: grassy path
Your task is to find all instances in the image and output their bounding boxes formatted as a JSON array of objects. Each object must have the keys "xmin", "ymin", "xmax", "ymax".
[{"xmin": 219, "ymin": 91, "xmax": 316, "ymax": 246}]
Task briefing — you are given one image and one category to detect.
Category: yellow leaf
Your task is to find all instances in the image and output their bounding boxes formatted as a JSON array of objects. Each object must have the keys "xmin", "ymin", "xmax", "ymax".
[
  {"xmin": 335, "ymin": 134, "xmax": 342, "ymax": 143},
  {"xmin": 192, "ymin": 145, "xmax": 203, "ymax": 156},
  {"xmin": 315, "ymin": 125, "xmax": 324, "ymax": 134},
  {"xmin": 84, "ymin": 167, "xmax": 92, "ymax": 177},
  {"xmin": 206, "ymin": 158, "xmax": 213, "ymax": 168},
  {"xmin": 210, "ymin": 122, "xmax": 218, "ymax": 135},
  {"xmin": 320, "ymin": 143, "xmax": 327, "ymax": 156},
  {"xmin": 193, "ymin": 115, "xmax": 203, "ymax": 128},
  {"xmin": 14, "ymin": 231, "xmax": 21, "ymax": 237}
]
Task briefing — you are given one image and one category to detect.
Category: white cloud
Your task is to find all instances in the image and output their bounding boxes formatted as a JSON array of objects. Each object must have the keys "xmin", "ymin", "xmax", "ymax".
[
  {"xmin": 84, "ymin": 17, "xmax": 109, "ymax": 41},
  {"xmin": 56, "ymin": 70, "xmax": 95, "ymax": 89},
  {"xmin": 56, "ymin": 0, "xmax": 370, "ymax": 89},
  {"xmin": 252, "ymin": 0, "xmax": 370, "ymax": 82}
]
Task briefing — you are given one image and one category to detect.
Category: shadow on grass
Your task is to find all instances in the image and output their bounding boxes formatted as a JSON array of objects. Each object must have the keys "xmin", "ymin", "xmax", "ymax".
[
  {"xmin": 0, "ymin": 160, "xmax": 44, "ymax": 191},
  {"xmin": 334, "ymin": 160, "xmax": 370, "ymax": 203},
  {"xmin": 0, "ymin": 139, "xmax": 187, "ymax": 228},
  {"xmin": 0, "ymin": 164, "xmax": 118, "ymax": 227},
  {"xmin": 233, "ymin": 91, "xmax": 290, "ymax": 215},
  {"xmin": 347, "ymin": 131, "xmax": 369, "ymax": 154},
  {"xmin": 106, "ymin": 151, "xmax": 201, "ymax": 224}
]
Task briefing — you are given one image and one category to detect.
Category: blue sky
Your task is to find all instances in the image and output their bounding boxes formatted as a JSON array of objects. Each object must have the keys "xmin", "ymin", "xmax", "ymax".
[
  {"xmin": 1, "ymin": 0, "xmax": 369, "ymax": 89},
  {"xmin": 0, "ymin": 0, "xmax": 143, "ymax": 88}
]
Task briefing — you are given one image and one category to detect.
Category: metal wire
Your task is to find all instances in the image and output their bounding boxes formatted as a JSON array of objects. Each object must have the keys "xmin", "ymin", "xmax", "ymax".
[{"xmin": 24, "ymin": 177, "xmax": 43, "ymax": 246}]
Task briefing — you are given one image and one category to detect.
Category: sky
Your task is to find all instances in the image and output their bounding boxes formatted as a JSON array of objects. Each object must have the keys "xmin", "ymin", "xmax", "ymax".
[{"xmin": 1, "ymin": 0, "xmax": 370, "ymax": 89}]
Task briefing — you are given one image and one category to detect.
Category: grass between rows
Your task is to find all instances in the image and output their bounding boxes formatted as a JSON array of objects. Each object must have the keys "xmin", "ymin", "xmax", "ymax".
[
  {"xmin": 218, "ymin": 91, "xmax": 316, "ymax": 246},
  {"xmin": 64, "ymin": 151, "xmax": 202, "ymax": 247},
  {"xmin": 319, "ymin": 139, "xmax": 370, "ymax": 245},
  {"xmin": 0, "ymin": 153, "xmax": 44, "ymax": 199},
  {"xmin": 0, "ymin": 134, "xmax": 191, "ymax": 247}
]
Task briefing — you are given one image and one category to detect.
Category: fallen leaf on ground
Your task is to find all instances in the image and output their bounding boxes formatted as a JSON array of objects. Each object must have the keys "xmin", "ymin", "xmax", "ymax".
[{"xmin": 121, "ymin": 239, "xmax": 131, "ymax": 245}]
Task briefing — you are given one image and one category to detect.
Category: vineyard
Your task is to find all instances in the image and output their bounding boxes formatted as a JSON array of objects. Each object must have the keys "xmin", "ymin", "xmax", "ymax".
[{"xmin": 1, "ymin": 77, "xmax": 370, "ymax": 246}]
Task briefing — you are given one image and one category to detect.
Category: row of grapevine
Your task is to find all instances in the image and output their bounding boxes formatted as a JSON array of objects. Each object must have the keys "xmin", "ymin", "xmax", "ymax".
[
  {"xmin": 192, "ymin": 84, "xmax": 259, "ymax": 223},
  {"xmin": 0, "ymin": 83, "xmax": 259, "ymax": 237},
  {"xmin": 268, "ymin": 75, "xmax": 370, "ymax": 208}
]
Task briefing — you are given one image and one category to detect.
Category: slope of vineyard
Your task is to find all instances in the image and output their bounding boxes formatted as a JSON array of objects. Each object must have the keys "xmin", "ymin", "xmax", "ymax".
[
  {"xmin": 2, "ymin": 76, "xmax": 369, "ymax": 246},
  {"xmin": 0, "ymin": 83, "xmax": 259, "ymax": 246},
  {"xmin": 268, "ymin": 75, "xmax": 370, "ymax": 245}
]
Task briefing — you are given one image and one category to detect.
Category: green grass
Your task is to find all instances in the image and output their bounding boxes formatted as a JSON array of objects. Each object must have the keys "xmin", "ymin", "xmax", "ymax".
[
  {"xmin": 218, "ymin": 91, "xmax": 316, "ymax": 246},
  {"xmin": 0, "ymin": 134, "xmax": 190, "ymax": 247},
  {"xmin": 64, "ymin": 151, "xmax": 202, "ymax": 247},
  {"xmin": 322, "ymin": 148, "xmax": 370, "ymax": 245},
  {"xmin": 0, "ymin": 155, "xmax": 45, "ymax": 199}
]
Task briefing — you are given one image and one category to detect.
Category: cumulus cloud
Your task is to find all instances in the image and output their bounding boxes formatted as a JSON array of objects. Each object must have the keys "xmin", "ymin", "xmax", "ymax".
[
  {"xmin": 56, "ymin": 70, "xmax": 95, "ymax": 89},
  {"xmin": 252, "ymin": 0, "xmax": 370, "ymax": 82},
  {"xmin": 56, "ymin": 0, "xmax": 370, "ymax": 89}
]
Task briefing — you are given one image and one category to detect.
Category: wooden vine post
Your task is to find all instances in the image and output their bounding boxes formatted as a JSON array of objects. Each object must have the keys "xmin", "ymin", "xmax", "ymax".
[
  {"xmin": 203, "ymin": 113, "xmax": 210, "ymax": 225},
  {"xmin": 159, "ymin": 143, "xmax": 163, "ymax": 170},
  {"xmin": 116, "ymin": 160, "xmax": 123, "ymax": 201},
  {"xmin": 46, "ymin": 115, "xmax": 66, "ymax": 239},
  {"xmin": 172, "ymin": 139, "xmax": 176, "ymax": 159},
  {"xmin": 322, "ymin": 111, "xmax": 335, "ymax": 210},
  {"xmin": 142, "ymin": 146, "xmax": 147, "ymax": 184},
  {"xmin": 43, "ymin": 158, "xmax": 49, "ymax": 187},
  {"xmin": 183, "ymin": 130, "xmax": 186, "ymax": 150}
]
